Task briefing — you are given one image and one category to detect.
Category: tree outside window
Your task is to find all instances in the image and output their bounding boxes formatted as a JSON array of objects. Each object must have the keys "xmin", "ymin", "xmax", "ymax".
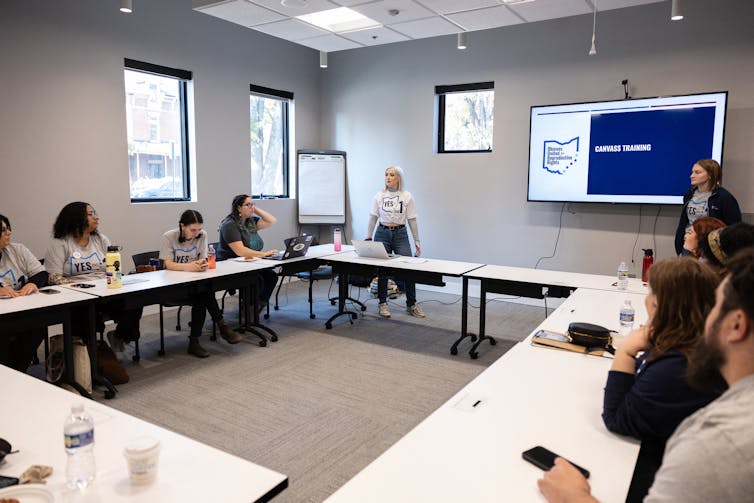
[
  {"xmin": 250, "ymin": 86, "xmax": 291, "ymax": 198},
  {"xmin": 436, "ymin": 82, "xmax": 494, "ymax": 153}
]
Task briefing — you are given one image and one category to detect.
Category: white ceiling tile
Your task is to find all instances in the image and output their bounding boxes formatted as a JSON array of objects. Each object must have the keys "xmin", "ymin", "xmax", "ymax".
[
  {"xmin": 253, "ymin": 18, "xmax": 331, "ymax": 40},
  {"xmin": 350, "ymin": 0, "xmax": 435, "ymax": 25},
  {"xmin": 195, "ymin": 0, "xmax": 286, "ymax": 27},
  {"xmin": 249, "ymin": 0, "xmax": 339, "ymax": 16},
  {"xmin": 340, "ymin": 26, "xmax": 411, "ymax": 46},
  {"xmin": 390, "ymin": 16, "xmax": 460, "ymax": 39},
  {"xmin": 447, "ymin": 5, "xmax": 523, "ymax": 31},
  {"xmin": 597, "ymin": 0, "xmax": 664, "ymax": 11},
  {"xmin": 418, "ymin": 0, "xmax": 500, "ymax": 15},
  {"xmin": 508, "ymin": 0, "xmax": 592, "ymax": 23},
  {"xmin": 329, "ymin": 0, "xmax": 378, "ymax": 5},
  {"xmin": 297, "ymin": 33, "xmax": 364, "ymax": 51}
]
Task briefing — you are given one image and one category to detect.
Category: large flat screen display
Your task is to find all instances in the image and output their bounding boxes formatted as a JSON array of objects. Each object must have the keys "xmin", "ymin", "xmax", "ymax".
[{"xmin": 527, "ymin": 92, "xmax": 727, "ymax": 204}]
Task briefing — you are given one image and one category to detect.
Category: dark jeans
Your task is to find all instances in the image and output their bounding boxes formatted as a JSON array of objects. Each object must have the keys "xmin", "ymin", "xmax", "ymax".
[
  {"xmin": 189, "ymin": 291, "xmax": 224, "ymax": 338},
  {"xmin": 257, "ymin": 269, "xmax": 278, "ymax": 305},
  {"xmin": 374, "ymin": 225, "xmax": 416, "ymax": 306},
  {"xmin": 0, "ymin": 327, "xmax": 46, "ymax": 372}
]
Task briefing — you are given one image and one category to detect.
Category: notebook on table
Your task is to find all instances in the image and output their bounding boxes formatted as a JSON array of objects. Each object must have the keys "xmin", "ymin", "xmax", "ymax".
[
  {"xmin": 267, "ymin": 235, "xmax": 314, "ymax": 261},
  {"xmin": 352, "ymin": 240, "xmax": 401, "ymax": 260}
]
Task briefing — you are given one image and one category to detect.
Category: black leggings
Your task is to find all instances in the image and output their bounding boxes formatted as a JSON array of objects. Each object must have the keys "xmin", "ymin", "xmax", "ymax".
[
  {"xmin": 189, "ymin": 291, "xmax": 224, "ymax": 338},
  {"xmin": 0, "ymin": 328, "xmax": 46, "ymax": 372}
]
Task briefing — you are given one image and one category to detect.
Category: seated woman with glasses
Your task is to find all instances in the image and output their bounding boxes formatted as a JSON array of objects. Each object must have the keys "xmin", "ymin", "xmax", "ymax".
[
  {"xmin": 44, "ymin": 202, "xmax": 142, "ymax": 356},
  {"xmin": 216, "ymin": 195, "xmax": 279, "ymax": 312},
  {"xmin": 160, "ymin": 209, "xmax": 242, "ymax": 358},
  {"xmin": 0, "ymin": 214, "xmax": 48, "ymax": 372}
]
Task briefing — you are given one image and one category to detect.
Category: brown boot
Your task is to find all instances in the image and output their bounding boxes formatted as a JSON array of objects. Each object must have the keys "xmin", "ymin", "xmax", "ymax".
[
  {"xmin": 187, "ymin": 337, "xmax": 210, "ymax": 358},
  {"xmin": 218, "ymin": 321, "xmax": 243, "ymax": 344}
]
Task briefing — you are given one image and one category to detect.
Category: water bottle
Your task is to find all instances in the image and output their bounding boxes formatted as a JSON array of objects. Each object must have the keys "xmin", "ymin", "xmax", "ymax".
[
  {"xmin": 207, "ymin": 244, "xmax": 216, "ymax": 269},
  {"xmin": 619, "ymin": 299, "xmax": 635, "ymax": 328},
  {"xmin": 617, "ymin": 261, "xmax": 629, "ymax": 290},
  {"xmin": 333, "ymin": 228, "xmax": 342, "ymax": 252},
  {"xmin": 64, "ymin": 404, "xmax": 96, "ymax": 488},
  {"xmin": 106, "ymin": 245, "xmax": 122, "ymax": 289},
  {"xmin": 641, "ymin": 248, "xmax": 654, "ymax": 283}
]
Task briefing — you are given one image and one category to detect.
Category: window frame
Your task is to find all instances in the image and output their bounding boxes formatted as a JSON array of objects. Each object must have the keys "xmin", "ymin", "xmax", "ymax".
[
  {"xmin": 249, "ymin": 84, "xmax": 293, "ymax": 199},
  {"xmin": 436, "ymin": 81, "xmax": 495, "ymax": 154},
  {"xmin": 125, "ymin": 58, "xmax": 192, "ymax": 203}
]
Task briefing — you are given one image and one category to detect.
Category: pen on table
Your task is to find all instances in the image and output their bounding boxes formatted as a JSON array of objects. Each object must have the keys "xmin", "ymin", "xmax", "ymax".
[{"xmin": 472, "ymin": 400, "xmax": 481, "ymax": 408}]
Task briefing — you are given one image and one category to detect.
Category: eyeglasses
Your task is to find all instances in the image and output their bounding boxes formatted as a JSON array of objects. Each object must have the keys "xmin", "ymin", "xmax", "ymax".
[
  {"xmin": 87, "ymin": 210, "xmax": 98, "ymax": 217},
  {"xmin": 242, "ymin": 202, "xmax": 254, "ymax": 208}
]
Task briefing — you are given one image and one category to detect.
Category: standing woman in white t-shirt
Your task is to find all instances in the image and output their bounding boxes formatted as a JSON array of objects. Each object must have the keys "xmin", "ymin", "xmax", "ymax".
[
  {"xmin": 366, "ymin": 166, "xmax": 425, "ymax": 319},
  {"xmin": 674, "ymin": 159, "xmax": 741, "ymax": 256},
  {"xmin": 160, "ymin": 209, "xmax": 242, "ymax": 358}
]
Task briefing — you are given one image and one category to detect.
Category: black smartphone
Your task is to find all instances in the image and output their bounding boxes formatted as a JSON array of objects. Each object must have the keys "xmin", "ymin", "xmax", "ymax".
[
  {"xmin": 0, "ymin": 475, "xmax": 19, "ymax": 488},
  {"xmin": 39, "ymin": 288, "xmax": 61, "ymax": 294},
  {"xmin": 522, "ymin": 446, "xmax": 590, "ymax": 479},
  {"xmin": 71, "ymin": 283, "xmax": 95, "ymax": 288}
]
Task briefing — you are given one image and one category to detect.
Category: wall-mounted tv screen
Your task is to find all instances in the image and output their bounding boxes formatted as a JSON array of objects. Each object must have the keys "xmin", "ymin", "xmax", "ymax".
[{"xmin": 527, "ymin": 91, "xmax": 727, "ymax": 204}]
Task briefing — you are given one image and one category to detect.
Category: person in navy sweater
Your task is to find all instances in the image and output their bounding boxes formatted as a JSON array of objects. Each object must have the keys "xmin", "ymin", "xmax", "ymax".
[{"xmin": 601, "ymin": 257, "xmax": 721, "ymax": 500}]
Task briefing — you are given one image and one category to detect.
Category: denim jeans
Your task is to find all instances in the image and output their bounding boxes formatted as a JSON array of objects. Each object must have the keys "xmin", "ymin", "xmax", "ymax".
[{"xmin": 374, "ymin": 225, "xmax": 416, "ymax": 306}]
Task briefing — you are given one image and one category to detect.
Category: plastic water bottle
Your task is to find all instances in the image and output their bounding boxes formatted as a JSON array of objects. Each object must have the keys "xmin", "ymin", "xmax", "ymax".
[
  {"xmin": 620, "ymin": 299, "xmax": 635, "ymax": 328},
  {"xmin": 106, "ymin": 245, "xmax": 122, "ymax": 289},
  {"xmin": 333, "ymin": 228, "xmax": 342, "ymax": 252},
  {"xmin": 64, "ymin": 404, "xmax": 96, "ymax": 488},
  {"xmin": 207, "ymin": 244, "xmax": 216, "ymax": 269},
  {"xmin": 617, "ymin": 261, "xmax": 629, "ymax": 290}
]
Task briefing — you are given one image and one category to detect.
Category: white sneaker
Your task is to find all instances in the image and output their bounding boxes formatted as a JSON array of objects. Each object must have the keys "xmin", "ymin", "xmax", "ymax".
[
  {"xmin": 407, "ymin": 304, "xmax": 425, "ymax": 318},
  {"xmin": 378, "ymin": 302, "xmax": 391, "ymax": 318},
  {"xmin": 106, "ymin": 330, "xmax": 125, "ymax": 359}
]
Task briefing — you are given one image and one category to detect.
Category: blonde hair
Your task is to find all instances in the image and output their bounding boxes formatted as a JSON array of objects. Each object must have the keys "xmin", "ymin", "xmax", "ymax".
[{"xmin": 384, "ymin": 166, "xmax": 405, "ymax": 191}]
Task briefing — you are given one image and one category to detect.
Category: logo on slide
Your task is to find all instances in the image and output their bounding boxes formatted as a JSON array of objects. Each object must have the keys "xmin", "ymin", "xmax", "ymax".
[{"xmin": 542, "ymin": 137, "xmax": 579, "ymax": 174}]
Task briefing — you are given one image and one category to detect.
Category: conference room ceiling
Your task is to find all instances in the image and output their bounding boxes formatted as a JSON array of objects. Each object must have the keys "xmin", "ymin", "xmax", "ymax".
[{"xmin": 192, "ymin": 0, "xmax": 665, "ymax": 53}]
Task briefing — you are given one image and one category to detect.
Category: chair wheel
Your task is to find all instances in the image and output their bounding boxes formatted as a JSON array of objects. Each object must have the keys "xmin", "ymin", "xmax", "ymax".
[
  {"xmin": 450, "ymin": 347, "xmax": 458, "ymax": 355},
  {"xmin": 360, "ymin": 306, "xmax": 366, "ymax": 312},
  {"xmin": 270, "ymin": 335, "xmax": 278, "ymax": 342},
  {"xmin": 132, "ymin": 354, "xmax": 140, "ymax": 362},
  {"xmin": 490, "ymin": 338, "xmax": 497, "ymax": 346},
  {"xmin": 104, "ymin": 390, "xmax": 116, "ymax": 399},
  {"xmin": 310, "ymin": 314, "xmax": 316, "ymax": 319},
  {"xmin": 326, "ymin": 322, "xmax": 332, "ymax": 329},
  {"xmin": 258, "ymin": 340, "xmax": 267, "ymax": 347},
  {"xmin": 350, "ymin": 313, "xmax": 358, "ymax": 320},
  {"xmin": 210, "ymin": 335, "xmax": 217, "ymax": 341},
  {"xmin": 274, "ymin": 306, "xmax": 279, "ymax": 311},
  {"xmin": 330, "ymin": 300, "xmax": 336, "ymax": 305},
  {"xmin": 469, "ymin": 351, "xmax": 479, "ymax": 359},
  {"xmin": 176, "ymin": 325, "xmax": 181, "ymax": 331},
  {"xmin": 158, "ymin": 350, "xmax": 165, "ymax": 356},
  {"xmin": 264, "ymin": 314, "xmax": 270, "ymax": 320}
]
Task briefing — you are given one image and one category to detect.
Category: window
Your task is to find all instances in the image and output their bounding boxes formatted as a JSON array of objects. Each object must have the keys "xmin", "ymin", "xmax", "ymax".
[
  {"xmin": 436, "ymin": 82, "xmax": 494, "ymax": 153},
  {"xmin": 250, "ymin": 84, "xmax": 293, "ymax": 198},
  {"xmin": 124, "ymin": 59, "xmax": 192, "ymax": 202}
]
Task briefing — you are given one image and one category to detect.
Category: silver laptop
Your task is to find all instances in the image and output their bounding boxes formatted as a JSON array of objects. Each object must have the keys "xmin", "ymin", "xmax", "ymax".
[{"xmin": 352, "ymin": 239, "xmax": 401, "ymax": 260}]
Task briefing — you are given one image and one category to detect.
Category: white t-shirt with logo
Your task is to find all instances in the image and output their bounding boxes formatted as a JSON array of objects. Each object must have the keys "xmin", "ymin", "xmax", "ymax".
[
  {"xmin": 370, "ymin": 189, "xmax": 417, "ymax": 226},
  {"xmin": 0, "ymin": 243, "xmax": 45, "ymax": 290},
  {"xmin": 160, "ymin": 228, "xmax": 207, "ymax": 264},
  {"xmin": 44, "ymin": 233, "xmax": 110, "ymax": 281}
]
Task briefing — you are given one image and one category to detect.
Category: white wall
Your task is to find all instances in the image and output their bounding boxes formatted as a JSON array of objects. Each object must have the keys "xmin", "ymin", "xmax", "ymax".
[
  {"xmin": 320, "ymin": 0, "xmax": 754, "ymax": 277},
  {"xmin": 0, "ymin": 0, "xmax": 320, "ymax": 260}
]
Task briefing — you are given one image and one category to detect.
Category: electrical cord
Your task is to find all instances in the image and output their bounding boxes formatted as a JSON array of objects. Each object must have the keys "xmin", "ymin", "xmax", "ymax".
[
  {"xmin": 535, "ymin": 202, "xmax": 566, "ymax": 269},
  {"xmin": 652, "ymin": 205, "xmax": 661, "ymax": 258},
  {"xmin": 631, "ymin": 204, "xmax": 643, "ymax": 268}
]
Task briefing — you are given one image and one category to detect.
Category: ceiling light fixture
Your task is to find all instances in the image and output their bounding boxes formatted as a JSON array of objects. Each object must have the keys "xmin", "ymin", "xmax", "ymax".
[
  {"xmin": 319, "ymin": 51, "xmax": 327, "ymax": 69},
  {"xmin": 119, "ymin": 0, "xmax": 132, "ymax": 13},
  {"xmin": 281, "ymin": 0, "xmax": 309, "ymax": 7},
  {"xmin": 297, "ymin": 7, "xmax": 380, "ymax": 33},
  {"xmin": 671, "ymin": 0, "xmax": 684, "ymax": 21},
  {"xmin": 457, "ymin": 32, "xmax": 468, "ymax": 50},
  {"xmin": 588, "ymin": 1, "xmax": 597, "ymax": 56}
]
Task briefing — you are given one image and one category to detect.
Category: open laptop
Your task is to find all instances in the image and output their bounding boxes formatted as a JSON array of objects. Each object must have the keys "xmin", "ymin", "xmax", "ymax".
[
  {"xmin": 352, "ymin": 239, "xmax": 401, "ymax": 260},
  {"xmin": 267, "ymin": 235, "xmax": 314, "ymax": 261}
]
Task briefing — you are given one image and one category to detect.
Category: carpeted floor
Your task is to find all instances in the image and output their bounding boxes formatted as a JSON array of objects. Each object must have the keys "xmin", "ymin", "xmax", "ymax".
[{"xmin": 49, "ymin": 278, "xmax": 546, "ymax": 502}]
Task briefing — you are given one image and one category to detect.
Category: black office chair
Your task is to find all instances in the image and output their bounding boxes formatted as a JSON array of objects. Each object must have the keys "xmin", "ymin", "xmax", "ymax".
[
  {"xmin": 132, "ymin": 251, "xmax": 185, "ymax": 357},
  {"xmin": 274, "ymin": 265, "xmax": 334, "ymax": 319}
]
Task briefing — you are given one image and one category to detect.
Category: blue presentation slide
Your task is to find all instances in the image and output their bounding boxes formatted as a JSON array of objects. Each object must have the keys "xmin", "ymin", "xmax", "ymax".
[{"xmin": 587, "ymin": 107, "xmax": 716, "ymax": 196}]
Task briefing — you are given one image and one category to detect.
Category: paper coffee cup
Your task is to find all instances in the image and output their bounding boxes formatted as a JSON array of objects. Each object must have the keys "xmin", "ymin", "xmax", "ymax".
[{"xmin": 123, "ymin": 436, "xmax": 160, "ymax": 484}]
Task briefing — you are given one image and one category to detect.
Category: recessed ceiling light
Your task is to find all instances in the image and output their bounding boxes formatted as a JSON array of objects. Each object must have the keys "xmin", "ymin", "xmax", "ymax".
[{"xmin": 297, "ymin": 7, "xmax": 381, "ymax": 33}]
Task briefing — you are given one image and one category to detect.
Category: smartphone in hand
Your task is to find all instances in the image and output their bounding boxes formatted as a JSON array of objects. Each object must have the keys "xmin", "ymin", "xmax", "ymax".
[{"xmin": 522, "ymin": 446, "xmax": 590, "ymax": 479}]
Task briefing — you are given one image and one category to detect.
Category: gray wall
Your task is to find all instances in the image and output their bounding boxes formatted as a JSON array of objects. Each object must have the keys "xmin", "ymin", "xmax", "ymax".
[
  {"xmin": 0, "ymin": 0, "xmax": 320, "ymax": 260},
  {"xmin": 1, "ymin": 0, "xmax": 752, "ymax": 278},
  {"xmin": 321, "ymin": 0, "xmax": 754, "ymax": 277}
]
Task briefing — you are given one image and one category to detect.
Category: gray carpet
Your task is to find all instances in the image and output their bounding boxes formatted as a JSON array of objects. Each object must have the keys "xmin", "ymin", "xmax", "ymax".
[{"xmin": 82, "ymin": 279, "xmax": 545, "ymax": 502}]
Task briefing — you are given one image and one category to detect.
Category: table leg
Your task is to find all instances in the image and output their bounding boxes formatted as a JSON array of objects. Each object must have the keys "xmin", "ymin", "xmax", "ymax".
[
  {"xmin": 324, "ymin": 271, "xmax": 359, "ymax": 329},
  {"xmin": 450, "ymin": 276, "xmax": 478, "ymax": 355},
  {"xmin": 469, "ymin": 278, "xmax": 497, "ymax": 359}
]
